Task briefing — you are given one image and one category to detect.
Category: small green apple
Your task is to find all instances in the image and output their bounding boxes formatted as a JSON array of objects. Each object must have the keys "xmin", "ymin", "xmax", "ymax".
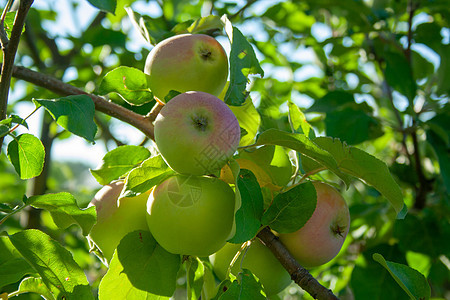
[
  {"xmin": 87, "ymin": 181, "xmax": 150, "ymax": 263},
  {"xmin": 144, "ymin": 33, "xmax": 228, "ymax": 102},
  {"xmin": 278, "ymin": 182, "xmax": 350, "ymax": 268},
  {"xmin": 146, "ymin": 175, "xmax": 235, "ymax": 257},
  {"xmin": 154, "ymin": 91, "xmax": 240, "ymax": 175},
  {"xmin": 210, "ymin": 239, "xmax": 292, "ymax": 296}
]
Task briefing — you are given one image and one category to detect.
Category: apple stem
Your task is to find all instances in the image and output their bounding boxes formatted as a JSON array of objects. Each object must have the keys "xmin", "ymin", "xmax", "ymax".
[{"xmin": 257, "ymin": 227, "xmax": 339, "ymax": 300}]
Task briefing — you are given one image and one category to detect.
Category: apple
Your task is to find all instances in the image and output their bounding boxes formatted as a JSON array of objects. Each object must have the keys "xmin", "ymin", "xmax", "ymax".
[
  {"xmin": 154, "ymin": 91, "xmax": 240, "ymax": 175},
  {"xmin": 87, "ymin": 181, "xmax": 151, "ymax": 263},
  {"xmin": 210, "ymin": 239, "xmax": 292, "ymax": 296},
  {"xmin": 146, "ymin": 174, "xmax": 235, "ymax": 257},
  {"xmin": 144, "ymin": 33, "xmax": 228, "ymax": 102},
  {"xmin": 278, "ymin": 182, "xmax": 350, "ymax": 268}
]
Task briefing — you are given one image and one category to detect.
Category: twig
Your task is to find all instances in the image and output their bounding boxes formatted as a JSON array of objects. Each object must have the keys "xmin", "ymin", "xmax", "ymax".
[
  {"xmin": 257, "ymin": 227, "xmax": 339, "ymax": 300},
  {"xmin": 11, "ymin": 65, "xmax": 156, "ymax": 140},
  {"xmin": 0, "ymin": 0, "xmax": 34, "ymax": 151}
]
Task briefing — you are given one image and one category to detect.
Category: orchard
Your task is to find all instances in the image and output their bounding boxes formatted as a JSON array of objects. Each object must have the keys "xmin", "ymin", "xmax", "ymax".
[{"xmin": 0, "ymin": 1, "xmax": 448, "ymax": 300}]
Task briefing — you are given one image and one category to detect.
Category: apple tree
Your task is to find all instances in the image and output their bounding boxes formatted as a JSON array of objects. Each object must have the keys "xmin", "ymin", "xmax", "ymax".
[{"xmin": 0, "ymin": 0, "xmax": 448, "ymax": 299}]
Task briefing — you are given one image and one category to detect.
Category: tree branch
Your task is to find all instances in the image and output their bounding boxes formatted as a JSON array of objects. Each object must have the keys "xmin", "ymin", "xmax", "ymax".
[
  {"xmin": 0, "ymin": 0, "xmax": 34, "ymax": 151},
  {"xmin": 257, "ymin": 227, "xmax": 339, "ymax": 300},
  {"xmin": 11, "ymin": 65, "xmax": 156, "ymax": 140}
]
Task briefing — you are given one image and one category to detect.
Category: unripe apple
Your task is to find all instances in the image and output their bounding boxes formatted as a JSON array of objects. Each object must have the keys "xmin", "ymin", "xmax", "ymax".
[
  {"xmin": 278, "ymin": 182, "xmax": 350, "ymax": 268},
  {"xmin": 87, "ymin": 181, "xmax": 150, "ymax": 263},
  {"xmin": 146, "ymin": 175, "xmax": 235, "ymax": 257},
  {"xmin": 210, "ymin": 240, "xmax": 292, "ymax": 296},
  {"xmin": 144, "ymin": 33, "xmax": 228, "ymax": 102},
  {"xmin": 154, "ymin": 91, "xmax": 240, "ymax": 175}
]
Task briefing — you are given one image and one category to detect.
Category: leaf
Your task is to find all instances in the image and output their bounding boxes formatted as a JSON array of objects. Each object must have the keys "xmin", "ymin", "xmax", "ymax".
[
  {"xmin": 86, "ymin": 0, "xmax": 117, "ymax": 14},
  {"xmin": 34, "ymin": 95, "xmax": 97, "ymax": 142},
  {"xmin": 122, "ymin": 155, "xmax": 174, "ymax": 197},
  {"xmin": 15, "ymin": 277, "xmax": 55, "ymax": 300},
  {"xmin": 288, "ymin": 101, "xmax": 315, "ymax": 138},
  {"xmin": 254, "ymin": 129, "xmax": 350, "ymax": 186},
  {"xmin": 4, "ymin": 12, "xmax": 25, "ymax": 39},
  {"xmin": 99, "ymin": 230, "xmax": 180, "ymax": 299},
  {"xmin": 325, "ymin": 107, "xmax": 383, "ymax": 145},
  {"xmin": 229, "ymin": 97, "xmax": 261, "ymax": 146},
  {"xmin": 0, "ymin": 236, "xmax": 35, "ymax": 288},
  {"xmin": 27, "ymin": 193, "xmax": 97, "ymax": 236},
  {"xmin": 187, "ymin": 257, "xmax": 205, "ymax": 300},
  {"xmin": 385, "ymin": 51, "xmax": 417, "ymax": 103},
  {"xmin": 7, "ymin": 133, "xmax": 45, "ymax": 180},
  {"xmin": 228, "ymin": 169, "xmax": 264, "ymax": 243},
  {"xmin": 0, "ymin": 124, "xmax": 9, "ymax": 138},
  {"xmin": 173, "ymin": 15, "xmax": 223, "ymax": 34},
  {"xmin": 221, "ymin": 16, "xmax": 264, "ymax": 106},
  {"xmin": 98, "ymin": 66, "xmax": 153, "ymax": 105},
  {"xmin": 261, "ymin": 182, "xmax": 317, "ymax": 233},
  {"xmin": 307, "ymin": 137, "xmax": 405, "ymax": 217},
  {"xmin": 351, "ymin": 244, "xmax": 410, "ymax": 300},
  {"xmin": 90, "ymin": 145, "xmax": 151, "ymax": 185},
  {"xmin": 219, "ymin": 269, "xmax": 266, "ymax": 300},
  {"xmin": 9, "ymin": 230, "xmax": 94, "ymax": 300},
  {"xmin": 373, "ymin": 253, "xmax": 431, "ymax": 300}
]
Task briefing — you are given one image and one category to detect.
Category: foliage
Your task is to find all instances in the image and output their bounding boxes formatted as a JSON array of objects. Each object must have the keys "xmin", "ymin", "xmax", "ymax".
[{"xmin": 0, "ymin": 0, "xmax": 448, "ymax": 299}]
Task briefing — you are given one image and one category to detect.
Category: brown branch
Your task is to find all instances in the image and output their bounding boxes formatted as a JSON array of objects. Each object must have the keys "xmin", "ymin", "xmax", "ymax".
[
  {"xmin": 11, "ymin": 65, "xmax": 155, "ymax": 140},
  {"xmin": 257, "ymin": 227, "xmax": 339, "ymax": 300},
  {"xmin": 0, "ymin": 0, "xmax": 34, "ymax": 151}
]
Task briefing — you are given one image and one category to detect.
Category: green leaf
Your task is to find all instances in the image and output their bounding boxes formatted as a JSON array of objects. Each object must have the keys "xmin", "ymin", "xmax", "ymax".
[
  {"xmin": 351, "ymin": 244, "xmax": 410, "ymax": 300},
  {"xmin": 254, "ymin": 129, "xmax": 350, "ymax": 186},
  {"xmin": 325, "ymin": 107, "xmax": 383, "ymax": 145},
  {"xmin": 4, "ymin": 12, "xmax": 25, "ymax": 39},
  {"xmin": 288, "ymin": 101, "xmax": 315, "ymax": 138},
  {"xmin": 90, "ymin": 145, "xmax": 151, "ymax": 185},
  {"xmin": 122, "ymin": 155, "xmax": 174, "ymax": 197},
  {"xmin": 9, "ymin": 230, "xmax": 94, "ymax": 300},
  {"xmin": 34, "ymin": 95, "xmax": 97, "ymax": 142},
  {"xmin": 15, "ymin": 277, "xmax": 55, "ymax": 300},
  {"xmin": 228, "ymin": 169, "xmax": 264, "ymax": 243},
  {"xmin": 0, "ymin": 236, "xmax": 35, "ymax": 288},
  {"xmin": 373, "ymin": 253, "xmax": 431, "ymax": 300},
  {"xmin": 393, "ymin": 211, "xmax": 450, "ymax": 257},
  {"xmin": 187, "ymin": 257, "xmax": 205, "ymax": 300},
  {"xmin": 173, "ymin": 15, "xmax": 223, "ymax": 34},
  {"xmin": 27, "ymin": 193, "xmax": 97, "ymax": 236},
  {"xmin": 307, "ymin": 90, "xmax": 355, "ymax": 113},
  {"xmin": 307, "ymin": 137, "xmax": 405, "ymax": 217},
  {"xmin": 86, "ymin": 0, "xmax": 117, "ymax": 14},
  {"xmin": 0, "ymin": 114, "xmax": 29, "ymax": 129},
  {"xmin": 219, "ymin": 269, "xmax": 266, "ymax": 300},
  {"xmin": 385, "ymin": 51, "xmax": 417, "ymax": 103},
  {"xmin": 7, "ymin": 133, "xmax": 45, "ymax": 180},
  {"xmin": 99, "ymin": 230, "xmax": 180, "ymax": 299},
  {"xmin": 0, "ymin": 124, "xmax": 10, "ymax": 138},
  {"xmin": 228, "ymin": 97, "xmax": 261, "ymax": 146},
  {"xmin": 221, "ymin": 16, "xmax": 264, "ymax": 106},
  {"xmin": 262, "ymin": 181, "xmax": 316, "ymax": 233},
  {"xmin": 98, "ymin": 66, "xmax": 153, "ymax": 105}
]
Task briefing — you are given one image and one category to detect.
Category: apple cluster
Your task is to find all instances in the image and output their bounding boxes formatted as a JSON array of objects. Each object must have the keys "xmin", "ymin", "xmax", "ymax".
[{"xmin": 87, "ymin": 33, "xmax": 351, "ymax": 298}]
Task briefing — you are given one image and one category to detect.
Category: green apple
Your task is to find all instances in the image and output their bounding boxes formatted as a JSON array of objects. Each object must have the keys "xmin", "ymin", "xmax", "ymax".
[
  {"xmin": 144, "ymin": 33, "xmax": 228, "ymax": 102},
  {"xmin": 154, "ymin": 91, "xmax": 240, "ymax": 175},
  {"xmin": 210, "ymin": 239, "xmax": 292, "ymax": 296},
  {"xmin": 278, "ymin": 182, "xmax": 350, "ymax": 268},
  {"xmin": 87, "ymin": 181, "xmax": 150, "ymax": 263},
  {"xmin": 146, "ymin": 175, "xmax": 235, "ymax": 257}
]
